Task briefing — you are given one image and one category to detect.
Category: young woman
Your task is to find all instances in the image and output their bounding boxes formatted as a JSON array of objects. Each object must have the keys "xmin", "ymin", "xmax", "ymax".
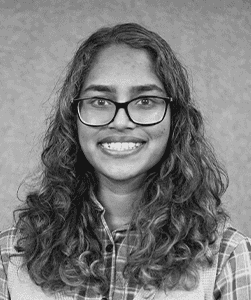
[{"xmin": 0, "ymin": 23, "xmax": 250, "ymax": 300}]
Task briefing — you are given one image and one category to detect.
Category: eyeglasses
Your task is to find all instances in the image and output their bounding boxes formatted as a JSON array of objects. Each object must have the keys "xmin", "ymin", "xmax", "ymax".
[
  {"xmin": 73, "ymin": 96, "xmax": 173, "ymax": 127},
  {"xmin": 73, "ymin": 95, "xmax": 172, "ymax": 127}
]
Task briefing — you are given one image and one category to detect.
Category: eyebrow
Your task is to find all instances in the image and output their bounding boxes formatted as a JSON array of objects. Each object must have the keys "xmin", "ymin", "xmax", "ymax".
[
  {"xmin": 131, "ymin": 84, "xmax": 165, "ymax": 94},
  {"xmin": 82, "ymin": 84, "xmax": 165, "ymax": 94},
  {"xmin": 83, "ymin": 85, "xmax": 116, "ymax": 93}
]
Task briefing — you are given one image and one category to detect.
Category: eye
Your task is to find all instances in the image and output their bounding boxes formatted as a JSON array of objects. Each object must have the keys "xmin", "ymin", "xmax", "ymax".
[
  {"xmin": 134, "ymin": 97, "xmax": 158, "ymax": 108},
  {"xmin": 88, "ymin": 98, "xmax": 113, "ymax": 107}
]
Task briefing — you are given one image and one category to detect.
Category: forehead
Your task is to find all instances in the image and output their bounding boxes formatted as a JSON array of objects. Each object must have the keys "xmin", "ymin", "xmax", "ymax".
[
  {"xmin": 94, "ymin": 44, "xmax": 153, "ymax": 66},
  {"xmin": 82, "ymin": 44, "xmax": 162, "ymax": 91}
]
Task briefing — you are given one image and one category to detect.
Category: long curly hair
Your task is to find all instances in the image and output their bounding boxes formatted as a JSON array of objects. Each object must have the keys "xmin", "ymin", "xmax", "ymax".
[{"xmin": 14, "ymin": 23, "xmax": 229, "ymax": 294}]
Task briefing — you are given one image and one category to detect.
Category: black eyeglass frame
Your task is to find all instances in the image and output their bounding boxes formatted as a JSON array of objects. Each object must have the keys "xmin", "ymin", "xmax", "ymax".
[{"xmin": 72, "ymin": 95, "xmax": 173, "ymax": 127}]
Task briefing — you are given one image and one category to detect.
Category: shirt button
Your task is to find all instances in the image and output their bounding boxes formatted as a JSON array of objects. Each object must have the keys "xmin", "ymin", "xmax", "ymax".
[{"xmin": 105, "ymin": 244, "xmax": 113, "ymax": 252}]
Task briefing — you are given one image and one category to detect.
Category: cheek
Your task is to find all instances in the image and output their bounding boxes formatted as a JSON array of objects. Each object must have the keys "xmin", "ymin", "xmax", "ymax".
[
  {"xmin": 150, "ymin": 120, "xmax": 171, "ymax": 142},
  {"xmin": 77, "ymin": 123, "xmax": 96, "ymax": 152},
  {"xmin": 159, "ymin": 127, "xmax": 169, "ymax": 137},
  {"xmin": 148, "ymin": 122, "xmax": 171, "ymax": 161}
]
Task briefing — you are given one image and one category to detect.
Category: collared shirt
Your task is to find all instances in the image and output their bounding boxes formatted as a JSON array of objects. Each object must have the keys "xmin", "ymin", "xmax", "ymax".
[
  {"xmin": 0, "ymin": 203, "xmax": 250, "ymax": 300},
  {"xmin": 79, "ymin": 199, "xmax": 141, "ymax": 300}
]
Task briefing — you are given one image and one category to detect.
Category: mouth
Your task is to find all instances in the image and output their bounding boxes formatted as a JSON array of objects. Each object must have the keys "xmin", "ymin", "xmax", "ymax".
[
  {"xmin": 98, "ymin": 136, "xmax": 147, "ymax": 156},
  {"xmin": 100, "ymin": 142, "xmax": 143, "ymax": 151},
  {"xmin": 99, "ymin": 142, "xmax": 146, "ymax": 158}
]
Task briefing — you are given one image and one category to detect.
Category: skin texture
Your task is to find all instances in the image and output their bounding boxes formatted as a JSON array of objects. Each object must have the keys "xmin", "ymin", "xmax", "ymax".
[{"xmin": 77, "ymin": 44, "xmax": 171, "ymax": 228}]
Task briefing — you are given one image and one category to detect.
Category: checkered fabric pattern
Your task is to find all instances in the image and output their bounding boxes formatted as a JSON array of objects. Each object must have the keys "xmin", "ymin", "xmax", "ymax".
[
  {"xmin": 0, "ymin": 209, "xmax": 250, "ymax": 300},
  {"xmin": 76, "ymin": 200, "xmax": 141, "ymax": 300},
  {"xmin": 214, "ymin": 226, "xmax": 251, "ymax": 299}
]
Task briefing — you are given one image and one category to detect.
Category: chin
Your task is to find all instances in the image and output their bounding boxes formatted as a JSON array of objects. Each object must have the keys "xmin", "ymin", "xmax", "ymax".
[
  {"xmin": 102, "ymin": 169, "xmax": 146, "ymax": 182},
  {"xmin": 107, "ymin": 173, "xmax": 138, "ymax": 182}
]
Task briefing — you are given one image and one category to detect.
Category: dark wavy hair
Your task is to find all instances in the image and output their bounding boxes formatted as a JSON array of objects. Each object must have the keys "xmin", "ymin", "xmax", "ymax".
[{"xmin": 14, "ymin": 23, "xmax": 229, "ymax": 294}]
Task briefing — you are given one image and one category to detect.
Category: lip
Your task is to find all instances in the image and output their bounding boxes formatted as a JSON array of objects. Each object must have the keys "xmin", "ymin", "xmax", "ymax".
[
  {"xmin": 98, "ymin": 136, "xmax": 147, "ymax": 144},
  {"xmin": 98, "ymin": 141, "xmax": 146, "ymax": 157}
]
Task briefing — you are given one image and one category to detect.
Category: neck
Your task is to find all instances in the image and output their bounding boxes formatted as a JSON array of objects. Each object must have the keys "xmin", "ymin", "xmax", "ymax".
[{"xmin": 97, "ymin": 175, "xmax": 144, "ymax": 231}]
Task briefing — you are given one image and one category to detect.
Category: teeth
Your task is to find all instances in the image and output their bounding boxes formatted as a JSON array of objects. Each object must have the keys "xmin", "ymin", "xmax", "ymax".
[{"xmin": 101, "ymin": 142, "xmax": 142, "ymax": 151}]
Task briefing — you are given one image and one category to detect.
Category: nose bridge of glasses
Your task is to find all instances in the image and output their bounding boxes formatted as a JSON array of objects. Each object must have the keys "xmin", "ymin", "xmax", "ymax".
[
  {"xmin": 115, "ymin": 101, "xmax": 129, "ymax": 109},
  {"xmin": 113, "ymin": 101, "xmax": 132, "ymax": 124}
]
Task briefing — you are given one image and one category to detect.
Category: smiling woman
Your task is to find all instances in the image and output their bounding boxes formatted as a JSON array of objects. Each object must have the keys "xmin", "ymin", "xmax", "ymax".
[
  {"xmin": 76, "ymin": 44, "xmax": 171, "ymax": 185},
  {"xmin": 0, "ymin": 23, "xmax": 250, "ymax": 300}
]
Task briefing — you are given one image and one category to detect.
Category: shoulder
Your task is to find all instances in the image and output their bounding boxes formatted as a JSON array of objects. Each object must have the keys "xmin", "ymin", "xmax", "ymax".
[
  {"xmin": 0, "ymin": 227, "xmax": 18, "ymax": 256},
  {"xmin": 217, "ymin": 225, "xmax": 251, "ymax": 274},
  {"xmin": 0, "ymin": 227, "xmax": 19, "ymax": 293},
  {"xmin": 214, "ymin": 225, "xmax": 251, "ymax": 299}
]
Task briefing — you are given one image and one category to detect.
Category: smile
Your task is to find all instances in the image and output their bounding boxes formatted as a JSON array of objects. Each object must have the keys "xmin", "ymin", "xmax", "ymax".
[{"xmin": 100, "ymin": 142, "xmax": 143, "ymax": 151}]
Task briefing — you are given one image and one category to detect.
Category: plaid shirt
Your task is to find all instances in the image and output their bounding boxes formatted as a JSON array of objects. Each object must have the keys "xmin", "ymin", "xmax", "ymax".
[{"xmin": 0, "ymin": 203, "xmax": 250, "ymax": 300}]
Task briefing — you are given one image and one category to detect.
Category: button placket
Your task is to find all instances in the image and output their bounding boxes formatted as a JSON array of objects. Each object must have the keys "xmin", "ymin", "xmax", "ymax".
[{"xmin": 105, "ymin": 244, "xmax": 114, "ymax": 253}]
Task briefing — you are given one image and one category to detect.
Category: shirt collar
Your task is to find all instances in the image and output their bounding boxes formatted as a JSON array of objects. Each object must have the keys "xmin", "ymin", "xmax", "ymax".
[
  {"xmin": 89, "ymin": 190, "xmax": 131, "ymax": 233},
  {"xmin": 89, "ymin": 189, "xmax": 105, "ymax": 212}
]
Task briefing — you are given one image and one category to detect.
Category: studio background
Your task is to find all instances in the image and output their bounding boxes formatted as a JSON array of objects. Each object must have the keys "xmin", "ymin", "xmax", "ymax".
[{"xmin": 0, "ymin": 0, "xmax": 250, "ymax": 236}]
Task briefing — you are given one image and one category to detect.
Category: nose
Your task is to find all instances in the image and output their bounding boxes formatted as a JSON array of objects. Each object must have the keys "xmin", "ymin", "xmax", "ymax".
[{"xmin": 108, "ymin": 107, "xmax": 136, "ymax": 130}]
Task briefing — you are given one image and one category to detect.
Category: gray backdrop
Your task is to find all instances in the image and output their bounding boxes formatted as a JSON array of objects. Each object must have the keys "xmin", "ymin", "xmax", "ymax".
[{"xmin": 0, "ymin": 0, "xmax": 250, "ymax": 236}]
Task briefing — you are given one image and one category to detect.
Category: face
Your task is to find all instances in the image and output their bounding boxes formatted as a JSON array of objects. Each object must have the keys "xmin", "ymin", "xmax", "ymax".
[{"xmin": 77, "ymin": 44, "xmax": 171, "ymax": 185}]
